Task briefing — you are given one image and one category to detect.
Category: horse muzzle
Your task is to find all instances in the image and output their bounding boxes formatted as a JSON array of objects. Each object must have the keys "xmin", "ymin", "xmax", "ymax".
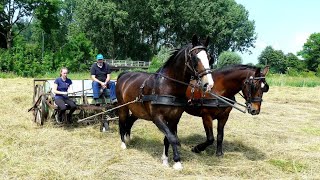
[
  {"xmin": 247, "ymin": 104, "xmax": 260, "ymax": 115},
  {"xmin": 201, "ymin": 74, "xmax": 214, "ymax": 92}
]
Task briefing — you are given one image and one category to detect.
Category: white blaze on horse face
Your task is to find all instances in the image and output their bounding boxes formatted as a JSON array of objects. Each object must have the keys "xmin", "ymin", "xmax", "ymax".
[
  {"xmin": 261, "ymin": 82, "xmax": 265, "ymax": 88},
  {"xmin": 197, "ymin": 50, "xmax": 214, "ymax": 89}
]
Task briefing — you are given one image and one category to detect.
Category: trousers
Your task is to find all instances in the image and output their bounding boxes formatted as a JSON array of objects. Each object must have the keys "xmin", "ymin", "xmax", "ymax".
[{"xmin": 92, "ymin": 81, "xmax": 117, "ymax": 100}]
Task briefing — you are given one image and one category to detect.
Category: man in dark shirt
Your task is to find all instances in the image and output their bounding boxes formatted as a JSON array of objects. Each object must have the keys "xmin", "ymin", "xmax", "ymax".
[{"xmin": 90, "ymin": 54, "xmax": 117, "ymax": 104}]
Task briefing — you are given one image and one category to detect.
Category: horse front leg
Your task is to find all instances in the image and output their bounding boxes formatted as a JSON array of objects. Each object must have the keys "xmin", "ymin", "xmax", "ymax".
[
  {"xmin": 192, "ymin": 114, "xmax": 214, "ymax": 153},
  {"xmin": 124, "ymin": 115, "xmax": 138, "ymax": 142},
  {"xmin": 118, "ymin": 107, "xmax": 129, "ymax": 149},
  {"xmin": 154, "ymin": 118, "xmax": 182, "ymax": 170},
  {"xmin": 161, "ymin": 137, "xmax": 170, "ymax": 167},
  {"xmin": 216, "ymin": 116, "xmax": 229, "ymax": 156}
]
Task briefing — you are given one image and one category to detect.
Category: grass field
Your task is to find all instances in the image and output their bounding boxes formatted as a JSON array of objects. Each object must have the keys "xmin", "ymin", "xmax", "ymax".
[{"xmin": 0, "ymin": 78, "xmax": 320, "ymax": 179}]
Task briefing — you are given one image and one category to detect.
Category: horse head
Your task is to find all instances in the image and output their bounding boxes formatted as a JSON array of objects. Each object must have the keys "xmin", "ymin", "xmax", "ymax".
[
  {"xmin": 241, "ymin": 66, "xmax": 269, "ymax": 115},
  {"xmin": 187, "ymin": 35, "xmax": 214, "ymax": 92}
]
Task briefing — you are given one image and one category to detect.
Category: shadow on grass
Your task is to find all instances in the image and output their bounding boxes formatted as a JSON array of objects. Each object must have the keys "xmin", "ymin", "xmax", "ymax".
[
  {"xmin": 124, "ymin": 133, "xmax": 266, "ymax": 165},
  {"xmin": 181, "ymin": 133, "xmax": 266, "ymax": 161}
]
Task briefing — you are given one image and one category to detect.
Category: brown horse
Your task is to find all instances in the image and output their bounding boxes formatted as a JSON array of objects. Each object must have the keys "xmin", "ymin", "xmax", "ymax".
[
  {"xmin": 185, "ymin": 65, "xmax": 269, "ymax": 156},
  {"xmin": 115, "ymin": 35, "xmax": 214, "ymax": 170}
]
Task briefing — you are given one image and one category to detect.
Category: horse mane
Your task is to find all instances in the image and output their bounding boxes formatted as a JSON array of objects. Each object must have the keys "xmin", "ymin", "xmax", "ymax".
[
  {"xmin": 215, "ymin": 64, "xmax": 259, "ymax": 75},
  {"xmin": 156, "ymin": 44, "xmax": 191, "ymax": 73},
  {"xmin": 117, "ymin": 71, "xmax": 129, "ymax": 80}
]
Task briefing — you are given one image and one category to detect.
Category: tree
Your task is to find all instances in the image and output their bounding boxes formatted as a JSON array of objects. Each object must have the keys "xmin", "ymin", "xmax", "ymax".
[
  {"xmin": 73, "ymin": 0, "xmax": 255, "ymax": 62},
  {"xmin": 217, "ymin": 51, "xmax": 242, "ymax": 68},
  {"xmin": 286, "ymin": 53, "xmax": 306, "ymax": 71},
  {"xmin": 298, "ymin": 33, "xmax": 320, "ymax": 72},
  {"xmin": 258, "ymin": 46, "xmax": 287, "ymax": 73},
  {"xmin": 0, "ymin": 0, "xmax": 60, "ymax": 49},
  {"xmin": 176, "ymin": 0, "xmax": 256, "ymax": 61}
]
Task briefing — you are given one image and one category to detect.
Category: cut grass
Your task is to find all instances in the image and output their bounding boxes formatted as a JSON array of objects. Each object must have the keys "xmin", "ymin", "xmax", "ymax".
[{"xmin": 1, "ymin": 78, "xmax": 320, "ymax": 179}]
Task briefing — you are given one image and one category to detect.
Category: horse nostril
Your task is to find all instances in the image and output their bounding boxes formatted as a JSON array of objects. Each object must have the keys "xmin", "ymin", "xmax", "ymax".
[
  {"xmin": 203, "ymin": 83, "xmax": 208, "ymax": 91},
  {"xmin": 250, "ymin": 109, "xmax": 259, "ymax": 115}
]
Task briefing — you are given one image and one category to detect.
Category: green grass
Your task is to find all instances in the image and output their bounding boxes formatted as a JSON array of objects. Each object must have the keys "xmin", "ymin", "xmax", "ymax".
[
  {"xmin": 302, "ymin": 127, "xmax": 320, "ymax": 136},
  {"xmin": 2, "ymin": 70, "xmax": 320, "ymax": 87},
  {"xmin": 268, "ymin": 159, "xmax": 307, "ymax": 173},
  {"xmin": 0, "ymin": 71, "xmax": 18, "ymax": 78},
  {"xmin": 267, "ymin": 74, "xmax": 320, "ymax": 87}
]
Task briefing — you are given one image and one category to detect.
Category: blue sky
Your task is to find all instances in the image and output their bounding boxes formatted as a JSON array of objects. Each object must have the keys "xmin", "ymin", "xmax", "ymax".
[{"xmin": 235, "ymin": 0, "xmax": 320, "ymax": 64}]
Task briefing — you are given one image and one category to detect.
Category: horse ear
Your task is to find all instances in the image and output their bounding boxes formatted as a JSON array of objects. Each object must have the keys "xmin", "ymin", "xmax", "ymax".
[
  {"xmin": 204, "ymin": 36, "xmax": 210, "ymax": 47},
  {"xmin": 192, "ymin": 34, "xmax": 198, "ymax": 46},
  {"xmin": 262, "ymin": 66, "xmax": 270, "ymax": 76}
]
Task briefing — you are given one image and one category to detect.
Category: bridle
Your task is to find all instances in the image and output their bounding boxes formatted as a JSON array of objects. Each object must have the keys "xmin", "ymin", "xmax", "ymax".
[
  {"xmin": 185, "ymin": 45, "xmax": 212, "ymax": 80},
  {"xmin": 239, "ymin": 76, "xmax": 268, "ymax": 106}
]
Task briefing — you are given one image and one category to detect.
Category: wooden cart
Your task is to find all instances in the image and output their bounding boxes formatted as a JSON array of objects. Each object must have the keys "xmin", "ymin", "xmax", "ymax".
[{"xmin": 28, "ymin": 79, "xmax": 118, "ymax": 132}]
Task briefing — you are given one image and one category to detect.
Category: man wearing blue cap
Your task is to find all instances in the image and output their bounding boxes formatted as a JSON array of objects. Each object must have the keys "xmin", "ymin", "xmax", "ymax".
[{"xmin": 90, "ymin": 54, "xmax": 117, "ymax": 104}]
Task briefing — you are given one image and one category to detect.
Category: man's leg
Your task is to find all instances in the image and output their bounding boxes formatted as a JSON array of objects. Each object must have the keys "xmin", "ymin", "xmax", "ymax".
[
  {"xmin": 92, "ymin": 81, "xmax": 101, "ymax": 100},
  {"xmin": 107, "ymin": 81, "xmax": 117, "ymax": 103}
]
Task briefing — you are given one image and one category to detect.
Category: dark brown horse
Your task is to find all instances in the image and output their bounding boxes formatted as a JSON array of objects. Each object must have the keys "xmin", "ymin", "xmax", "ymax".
[
  {"xmin": 185, "ymin": 65, "xmax": 269, "ymax": 156},
  {"xmin": 115, "ymin": 35, "xmax": 214, "ymax": 170}
]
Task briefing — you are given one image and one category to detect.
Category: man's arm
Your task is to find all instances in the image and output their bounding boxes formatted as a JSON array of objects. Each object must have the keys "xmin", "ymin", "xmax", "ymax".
[
  {"xmin": 91, "ymin": 75, "xmax": 107, "ymax": 89},
  {"xmin": 105, "ymin": 74, "xmax": 111, "ymax": 84}
]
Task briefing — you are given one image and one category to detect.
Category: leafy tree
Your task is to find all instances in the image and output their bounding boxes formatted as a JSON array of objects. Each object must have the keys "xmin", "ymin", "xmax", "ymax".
[
  {"xmin": 0, "ymin": 0, "xmax": 61, "ymax": 49},
  {"xmin": 258, "ymin": 46, "xmax": 288, "ymax": 73},
  {"xmin": 217, "ymin": 51, "xmax": 242, "ymax": 68},
  {"xmin": 73, "ymin": 0, "xmax": 128, "ymax": 59},
  {"xmin": 176, "ymin": 0, "xmax": 256, "ymax": 61},
  {"xmin": 73, "ymin": 0, "xmax": 255, "ymax": 62},
  {"xmin": 286, "ymin": 53, "xmax": 306, "ymax": 72},
  {"xmin": 298, "ymin": 33, "xmax": 320, "ymax": 72}
]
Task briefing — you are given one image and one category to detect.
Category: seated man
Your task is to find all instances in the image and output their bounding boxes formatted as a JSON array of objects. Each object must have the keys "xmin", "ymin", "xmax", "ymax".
[{"xmin": 90, "ymin": 53, "xmax": 117, "ymax": 104}]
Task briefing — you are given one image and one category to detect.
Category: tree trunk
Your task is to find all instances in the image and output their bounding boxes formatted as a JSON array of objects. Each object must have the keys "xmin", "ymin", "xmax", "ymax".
[{"xmin": 6, "ymin": 28, "xmax": 13, "ymax": 49}]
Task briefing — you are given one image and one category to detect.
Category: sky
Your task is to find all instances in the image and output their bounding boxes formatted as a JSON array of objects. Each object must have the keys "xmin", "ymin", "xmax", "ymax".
[{"xmin": 235, "ymin": 0, "xmax": 320, "ymax": 64}]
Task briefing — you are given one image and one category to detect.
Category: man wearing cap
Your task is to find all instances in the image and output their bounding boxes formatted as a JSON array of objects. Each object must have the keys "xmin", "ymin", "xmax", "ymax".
[{"xmin": 90, "ymin": 54, "xmax": 117, "ymax": 104}]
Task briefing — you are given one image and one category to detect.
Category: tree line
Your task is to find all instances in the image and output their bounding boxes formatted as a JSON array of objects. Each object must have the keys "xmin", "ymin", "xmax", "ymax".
[{"xmin": 0, "ymin": 0, "xmax": 319, "ymax": 77}]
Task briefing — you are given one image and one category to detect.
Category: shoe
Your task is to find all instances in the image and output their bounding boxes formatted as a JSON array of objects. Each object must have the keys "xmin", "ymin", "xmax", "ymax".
[
  {"xmin": 67, "ymin": 114, "xmax": 73, "ymax": 124},
  {"xmin": 94, "ymin": 98, "xmax": 100, "ymax": 106},
  {"xmin": 111, "ymin": 99, "xmax": 118, "ymax": 105}
]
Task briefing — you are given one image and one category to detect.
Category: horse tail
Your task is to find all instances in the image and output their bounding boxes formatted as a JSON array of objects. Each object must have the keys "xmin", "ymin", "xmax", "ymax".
[{"xmin": 117, "ymin": 71, "xmax": 129, "ymax": 80}]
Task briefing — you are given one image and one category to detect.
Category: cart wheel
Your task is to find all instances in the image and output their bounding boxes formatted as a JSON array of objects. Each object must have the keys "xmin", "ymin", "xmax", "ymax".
[
  {"xmin": 47, "ymin": 95, "xmax": 55, "ymax": 120},
  {"xmin": 100, "ymin": 121, "xmax": 109, "ymax": 132},
  {"xmin": 34, "ymin": 85, "xmax": 46, "ymax": 125}
]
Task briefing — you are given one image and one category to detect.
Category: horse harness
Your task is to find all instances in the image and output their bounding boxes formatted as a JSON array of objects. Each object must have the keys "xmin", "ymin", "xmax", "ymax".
[
  {"xmin": 238, "ymin": 75, "xmax": 268, "ymax": 105},
  {"xmin": 138, "ymin": 45, "xmax": 211, "ymax": 107}
]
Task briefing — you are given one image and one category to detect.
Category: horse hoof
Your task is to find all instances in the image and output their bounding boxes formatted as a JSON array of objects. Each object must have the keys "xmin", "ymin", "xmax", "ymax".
[
  {"xmin": 191, "ymin": 147, "xmax": 201, "ymax": 153},
  {"xmin": 121, "ymin": 142, "xmax": 127, "ymax": 149},
  {"xmin": 173, "ymin": 162, "xmax": 183, "ymax": 170},
  {"xmin": 124, "ymin": 134, "xmax": 131, "ymax": 143},
  {"xmin": 162, "ymin": 155, "xmax": 169, "ymax": 167},
  {"xmin": 216, "ymin": 152, "xmax": 224, "ymax": 157},
  {"xmin": 162, "ymin": 160, "xmax": 169, "ymax": 167}
]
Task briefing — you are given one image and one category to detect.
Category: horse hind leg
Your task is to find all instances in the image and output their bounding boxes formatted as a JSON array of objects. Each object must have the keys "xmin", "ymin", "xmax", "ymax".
[
  {"xmin": 192, "ymin": 114, "xmax": 214, "ymax": 153},
  {"xmin": 124, "ymin": 115, "xmax": 138, "ymax": 143},
  {"xmin": 216, "ymin": 115, "xmax": 229, "ymax": 156}
]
